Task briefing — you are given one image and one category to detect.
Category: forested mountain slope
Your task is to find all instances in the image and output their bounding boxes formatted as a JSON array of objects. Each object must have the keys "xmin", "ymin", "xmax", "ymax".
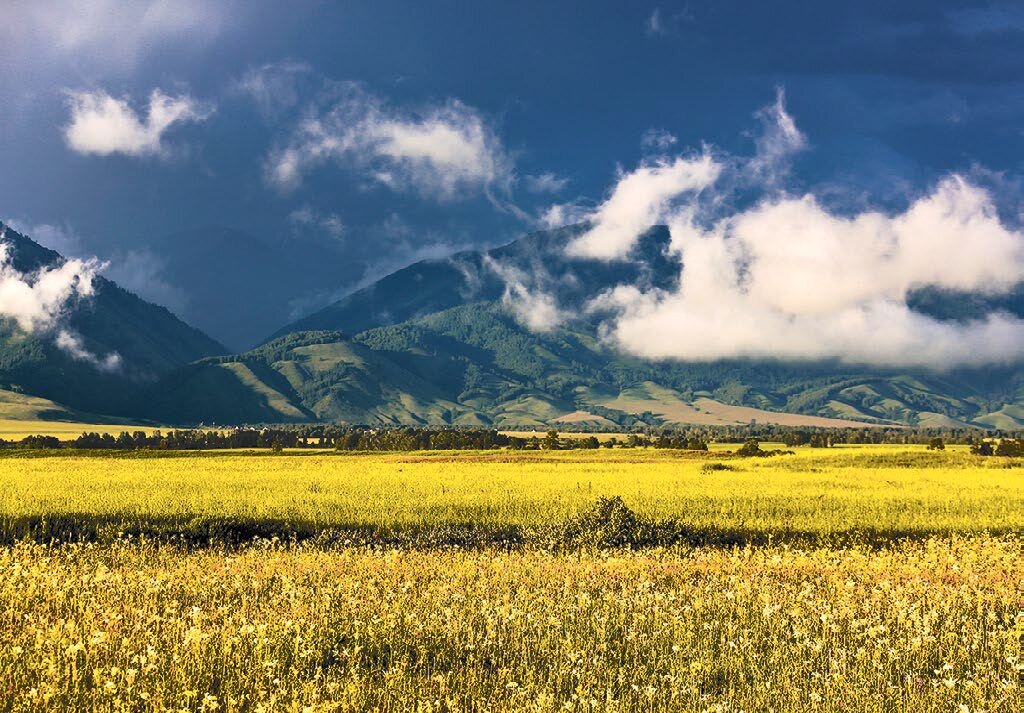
[
  {"xmin": 0, "ymin": 223, "xmax": 226, "ymax": 415},
  {"xmin": 148, "ymin": 302, "xmax": 1024, "ymax": 427}
]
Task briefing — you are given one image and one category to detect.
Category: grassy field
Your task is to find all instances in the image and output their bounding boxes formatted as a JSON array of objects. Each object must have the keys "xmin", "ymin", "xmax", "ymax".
[
  {"xmin": 0, "ymin": 389, "xmax": 152, "ymax": 440},
  {"xmin": 0, "ymin": 420, "xmax": 162, "ymax": 441},
  {"xmin": 0, "ymin": 446, "xmax": 1019, "ymax": 710},
  {"xmin": 1, "ymin": 537, "xmax": 1018, "ymax": 711},
  {"xmin": 0, "ymin": 445, "xmax": 1019, "ymax": 544}
]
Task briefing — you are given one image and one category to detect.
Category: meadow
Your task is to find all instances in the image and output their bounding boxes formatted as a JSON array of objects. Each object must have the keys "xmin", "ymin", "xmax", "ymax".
[
  {"xmin": 0, "ymin": 445, "xmax": 1020, "ymax": 711},
  {"xmin": 0, "ymin": 419, "xmax": 157, "ymax": 442},
  {"xmin": 0, "ymin": 445, "xmax": 1019, "ymax": 545}
]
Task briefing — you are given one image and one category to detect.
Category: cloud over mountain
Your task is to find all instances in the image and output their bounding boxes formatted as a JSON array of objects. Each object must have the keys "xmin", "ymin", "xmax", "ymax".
[
  {"xmin": 0, "ymin": 237, "xmax": 99, "ymax": 334},
  {"xmin": 566, "ymin": 155, "xmax": 721, "ymax": 260},
  {"xmin": 556, "ymin": 94, "xmax": 1024, "ymax": 368},
  {"xmin": 0, "ymin": 229, "xmax": 120, "ymax": 369}
]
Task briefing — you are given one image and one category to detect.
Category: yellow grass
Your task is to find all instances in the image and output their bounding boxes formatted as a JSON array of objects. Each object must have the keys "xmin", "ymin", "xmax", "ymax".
[
  {"xmin": 0, "ymin": 538, "xmax": 1018, "ymax": 711},
  {"xmin": 0, "ymin": 446, "xmax": 1019, "ymax": 710},
  {"xmin": 0, "ymin": 447, "xmax": 1019, "ymax": 538},
  {"xmin": 0, "ymin": 419, "xmax": 159, "ymax": 441}
]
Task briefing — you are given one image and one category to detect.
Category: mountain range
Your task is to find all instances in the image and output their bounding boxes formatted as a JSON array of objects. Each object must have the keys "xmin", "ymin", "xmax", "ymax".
[
  {"xmin": 2, "ymin": 221, "xmax": 1023, "ymax": 429},
  {"xmin": 0, "ymin": 224, "xmax": 225, "ymax": 417}
]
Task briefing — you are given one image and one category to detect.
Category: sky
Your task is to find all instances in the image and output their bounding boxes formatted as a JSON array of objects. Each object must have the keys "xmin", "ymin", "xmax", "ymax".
[{"xmin": 2, "ymin": 1, "xmax": 1024, "ymax": 358}]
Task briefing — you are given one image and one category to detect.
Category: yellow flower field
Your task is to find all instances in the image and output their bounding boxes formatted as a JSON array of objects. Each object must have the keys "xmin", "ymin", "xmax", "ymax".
[
  {"xmin": 0, "ymin": 538, "xmax": 1019, "ymax": 711},
  {"xmin": 0, "ymin": 447, "xmax": 1020, "ymax": 541},
  {"xmin": 0, "ymin": 447, "xmax": 1019, "ymax": 710}
]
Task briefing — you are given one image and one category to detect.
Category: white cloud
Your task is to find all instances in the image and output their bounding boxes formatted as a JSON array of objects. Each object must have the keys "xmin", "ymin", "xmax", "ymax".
[
  {"xmin": 497, "ymin": 91, "xmax": 1024, "ymax": 369},
  {"xmin": 484, "ymin": 256, "xmax": 567, "ymax": 333},
  {"xmin": 0, "ymin": 229, "xmax": 121, "ymax": 369},
  {"xmin": 565, "ymin": 89, "xmax": 805, "ymax": 261},
  {"xmin": 266, "ymin": 83, "xmax": 514, "ymax": 202},
  {"xmin": 1, "ymin": 0, "xmax": 231, "ymax": 71},
  {"xmin": 288, "ymin": 205, "xmax": 346, "ymax": 239},
  {"xmin": 524, "ymin": 172, "xmax": 569, "ymax": 194},
  {"xmin": 565, "ymin": 154, "xmax": 721, "ymax": 259},
  {"xmin": 63, "ymin": 88, "xmax": 210, "ymax": 158},
  {"xmin": 539, "ymin": 201, "xmax": 593, "ymax": 229},
  {"xmin": 723, "ymin": 178, "xmax": 1022, "ymax": 310},
  {"xmin": 233, "ymin": 61, "xmax": 312, "ymax": 119},
  {"xmin": 585, "ymin": 174, "xmax": 1024, "ymax": 369},
  {"xmin": 641, "ymin": 128, "xmax": 678, "ymax": 152},
  {"xmin": 746, "ymin": 87, "xmax": 807, "ymax": 187},
  {"xmin": 55, "ymin": 330, "xmax": 122, "ymax": 371},
  {"xmin": 0, "ymin": 237, "xmax": 100, "ymax": 333},
  {"xmin": 4, "ymin": 219, "xmax": 188, "ymax": 315}
]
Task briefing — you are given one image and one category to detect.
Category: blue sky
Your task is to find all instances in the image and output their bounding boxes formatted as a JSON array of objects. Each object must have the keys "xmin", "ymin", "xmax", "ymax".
[{"xmin": 2, "ymin": 1, "xmax": 1024, "ymax": 349}]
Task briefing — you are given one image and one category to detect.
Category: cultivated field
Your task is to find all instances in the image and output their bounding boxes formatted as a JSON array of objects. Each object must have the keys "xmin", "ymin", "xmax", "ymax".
[{"xmin": 0, "ymin": 446, "xmax": 1020, "ymax": 711}]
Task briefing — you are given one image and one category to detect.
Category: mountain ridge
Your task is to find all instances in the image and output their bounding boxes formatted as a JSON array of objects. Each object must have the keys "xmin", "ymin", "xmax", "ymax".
[
  {"xmin": 0, "ymin": 223, "xmax": 227, "ymax": 416},
  {"xmin": 142, "ymin": 300, "xmax": 1024, "ymax": 428},
  {"xmin": 4, "ymin": 221, "xmax": 1022, "ymax": 429},
  {"xmin": 267, "ymin": 224, "xmax": 681, "ymax": 342}
]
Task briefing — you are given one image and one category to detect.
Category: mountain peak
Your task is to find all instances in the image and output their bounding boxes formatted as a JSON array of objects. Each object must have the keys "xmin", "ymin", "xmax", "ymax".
[
  {"xmin": 267, "ymin": 223, "xmax": 679, "ymax": 343},
  {"xmin": 0, "ymin": 221, "xmax": 63, "ymax": 273},
  {"xmin": 0, "ymin": 222, "xmax": 226, "ymax": 415}
]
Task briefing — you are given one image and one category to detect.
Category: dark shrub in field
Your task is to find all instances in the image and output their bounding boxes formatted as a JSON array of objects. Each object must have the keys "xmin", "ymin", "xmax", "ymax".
[{"xmin": 552, "ymin": 496, "xmax": 653, "ymax": 549}]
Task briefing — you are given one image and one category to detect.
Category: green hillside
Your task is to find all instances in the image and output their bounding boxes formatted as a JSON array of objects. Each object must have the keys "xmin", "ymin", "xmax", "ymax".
[
  {"xmin": 146, "ymin": 332, "xmax": 481, "ymax": 425},
  {"xmin": 0, "ymin": 223, "xmax": 227, "ymax": 415},
  {"xmin": 232, "ymin": 223, "xmax": 1024, "ymax": 430},
  {"xmin": 144, "ymin": 302, "xmax": 1024, "ymax": 427},
  {"xmin": 353, "ymin": 303, "xmax": 1023, "ymax": 428},
  {"xmin": 0, "ymin": 387, "xmax": 83, "ymax": 422},
  {"xmin": 266, "ymin": 225, "xmax": 680, "ymax": 340},
  {"xmin": 7, "ymin": 217, "xmax": 1022, "ymax": 430}
]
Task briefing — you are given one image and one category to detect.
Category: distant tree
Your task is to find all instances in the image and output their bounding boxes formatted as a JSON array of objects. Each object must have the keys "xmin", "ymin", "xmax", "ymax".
[
  {"xmin": 19, "ymin": 435, "xmax": 61, "ymax": 449},
  {"xmin": 970, "ymin": 440, "xmax": 994, "ymax": 456},
  {"xmin": 735, "ymin": 439, "xmax": 763, "ymax": 457},
  {"xmin": 686, "ymin": 438, "xmax": 708, "ymax": 451},
  {"xmin": 926, "ymin": 437, "xmax": 945, "ymax": 451},
  {"xmin": 627, "ymin": 434, "xmax": 649, "ymax": 448},
  {"xmin": 544, "ymin": 430, "xmax": 560, "ymax": 450},
  {"xmin": 994, "ymin": 438, "xmax": 1023, "ymax": 457},
  {"xmin": 808, "ymin": 434, "xmax": 831, "ymax": 448},
  {"xmin": 581, "ymin": 436, "xmax": 600, "ymax": 449},
  {"xmin": 783, "ymin": 431, "xmax": 810, "ymax": 447}
]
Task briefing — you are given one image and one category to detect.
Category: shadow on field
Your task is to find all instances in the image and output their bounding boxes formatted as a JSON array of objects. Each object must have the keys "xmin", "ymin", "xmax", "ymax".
[{"xmin": 2, "ymin": 497, "xmax": 1015, "ymax": 551}]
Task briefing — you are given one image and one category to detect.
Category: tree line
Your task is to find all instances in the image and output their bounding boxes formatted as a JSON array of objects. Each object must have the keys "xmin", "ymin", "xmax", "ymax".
[
  {"xmin": 2, "ymin": 428, "xmax": 522, "ymax": 452},
  {"xmin": 1, "ymin": 426, "xmax": 1021, "ymax": 453},
  {"xmin": 969, "ymin": 438, "xmax": 1024, "ymax": 457},
  {"xmin": 1, "ymin": 428, "xmax": 696, "ymax": 452}
]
